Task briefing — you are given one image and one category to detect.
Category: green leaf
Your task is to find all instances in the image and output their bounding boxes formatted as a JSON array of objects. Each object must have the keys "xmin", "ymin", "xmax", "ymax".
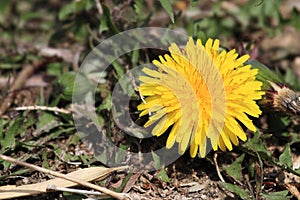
[
  {"xmin": 243, "ymin": 131, "xmax": 300, "ymax": 177},
  {"xmin": 131, "ymin": 48, "xmax": 140, "ymax": 67},
  {"xmin": 290, "ymin": 9, "xmax": 300, "ymax": 31},
  {"xmin": 112, "ymin": 60, "xmax": 125, "ymax": 79},
  {"xmin": 0, "ymin": 0, "xmax": 10, "ymax": 23},
  {"xmin": 58, "ymin": 71, "xmax": 76, "ymax": 100},
  {"xmin": 159, "ymin": 0, "xmax": 174, "ymax": 23},
  {"xmin": 0, "ymin": 0, "xmax": 9, "ymax": 15},
  {"xmin": 279, "ymin": 145, "xmax": 293, "ymax": 168},
  {"xmin": 58, "ymin": 0, "xmax": 93, "ymax": 20},
  {"xmin": 101, "ymin": 4, "xmax": 119, "ymax": 34},
  {"xmin": 134, "ymin": 0, "xmax": 143, "ymax": 15},
  {"xmin": 191, "ymin": 0, "xmax": 198, "ymax": 7},
  {"xmin": 284, "ymin": 68, "xmax": 300, "ymax": 90},
  {"xmin": 99, "ymin": 7, "xmax": 109, "ymax": 33},
  {"xmin": 114, "ymin": 173, "xmax": 132, "ymax": 193},
  {"xmin": 157, "ymin": 168, "xmax": 170, "ymax": 183},
  {"xmin": 47, "ymin": 62, "xmax": 63, "ymax": 77},
  {"xmin": 223, "ymin": 154, "xmax": 245, "ymax": 181},
  {"xmin": 221, "ymin": 182, "xmax": 251, "ymax": 200},
  {"xmin": 111, "ymin": 61, "xmax": 135, "ymax": 96},
  {"xmin": 37, "ymin": 112, "xmax": 56, "ymax": 129},
  {"xmin": 97, "ymin": 93, "xmax": 112, "ymax": 111},
  {"xmin": 1, "ymin": 118, "xmax": 23, "ymax": 150},
  {"xmin": 243, "ymin": 131, "xmax": 273, "ymax": 160},
  {"xmin": 42, "ymin": 150, "xmax": 50, "ymax": 168},
  {"xmin": 58, "ymin": 72, "xmax": 92, "ymax": 101},
  {"xmin": 58, "ymin": 1, "xmax": 75, "ymax": 20},
  {"xmin": 151, "ymin": 151, "xmax": 161, "ymax": 170},
  {"xmin": 261, "ymin": 190, "xmax": 289, "ymax": 200}
]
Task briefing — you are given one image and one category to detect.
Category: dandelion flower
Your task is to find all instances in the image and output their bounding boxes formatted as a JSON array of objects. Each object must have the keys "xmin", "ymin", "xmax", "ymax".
[{"xmin": 137, "ymin": 38, "xmax": 264, "ymax": 158}]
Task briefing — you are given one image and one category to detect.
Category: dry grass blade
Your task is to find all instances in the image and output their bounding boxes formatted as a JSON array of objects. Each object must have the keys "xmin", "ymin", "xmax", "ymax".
[{"xmin": 0, "ymin": 154, "xmax": 130, "ymax": 200}]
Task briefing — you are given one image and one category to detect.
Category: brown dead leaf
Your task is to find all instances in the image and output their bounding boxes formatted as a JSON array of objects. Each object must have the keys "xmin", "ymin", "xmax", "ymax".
[
  {"xmin": 38, "ymin": 47, "xmax": 74, "ymax": 63},
  {"xmin": 280, "ymin": 0, "xmax": 300, "ymax": 19},
  {"xmin": 292, "ymin": 57, "xmax": 300, "ymax": 82},
  {"xmin": 0, "ymin": 75, "xmax": 51, "ymax": 89},
  {"xmin": 0, "ymin": 166, "xmax": 124, "ymax": 199},
  {"xmin": 122, "ymin": 173, "xmax": 142, "ymax": 193},
  {"xmin": 261, "ymin": 26, "xmax": 300, "ymax": 60}
]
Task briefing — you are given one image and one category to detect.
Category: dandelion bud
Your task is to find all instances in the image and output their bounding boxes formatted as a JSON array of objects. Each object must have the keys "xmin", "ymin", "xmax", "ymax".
[
  {"xmin": 267, "ymin": 81, "xmax": 300, "ymax": 114},
  {"xmin": 248, "ymin": 60, "xmax": 300, "ymax": 115}
]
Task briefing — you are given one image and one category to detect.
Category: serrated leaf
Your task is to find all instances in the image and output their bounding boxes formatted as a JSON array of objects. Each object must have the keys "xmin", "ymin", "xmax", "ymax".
[
  {"xmin": 221, "ymin": 182, "xmax": 251, "ymax": 200},
  {"xmin": 223, "ymin": 154, "xmax": 245, "ymax": 182},
  {"xmin": 243, "ymin": 131, "xmax": 273, "ymax": 160},
  {"xmin": 159, "ymin": 0, "xmax": 174, "ymax": 23},
  {"xmin": 243, "ymin": 132, "xmax": 300, "ymax": 177},
  {"xmin": 279, "ymin": 145, "xmax": 293, "ymax": 168}
]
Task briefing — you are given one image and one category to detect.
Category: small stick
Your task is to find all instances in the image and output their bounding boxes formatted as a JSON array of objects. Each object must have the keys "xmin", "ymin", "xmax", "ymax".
[
  {"xmin": 0, "ymin": 154, "xmax": 131, "ymax": 200},
  {"xmin": 14, "ymin": 105, "xmax": 71, "ymax": 114},
  {"xmin": 285, "ymin": 183, "xmax": 300, "ymax": 200},
  {"xmin": 94, "ymin": 0, "xmax": 103, "ymax": 16},
  {"xmin": 214, "ymin": 153, "xmax": 225, "ymax": 182},
  {"xmin": 47, "ymin": 184, "xmax": 103, "ymax": 196}
]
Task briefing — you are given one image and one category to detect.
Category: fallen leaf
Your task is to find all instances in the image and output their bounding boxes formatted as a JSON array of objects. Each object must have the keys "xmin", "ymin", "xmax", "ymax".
[
  {"xmin": 122, "ymin": 173, "xmax": 141, "ymax": 193},
  {"xmin": 261, "ymin": 26, "xmax": 300, "ymax": 60},
  {"xmin": 38, "ymin": 47, "xmax": 74, "ymax": 63},
  {"xmin": 188, "ymin": 182, "xmax": 206, "ymax": 193},
  {"xmin": 280, "ymin": 0, "xmax": 300, "ymax": 19}
]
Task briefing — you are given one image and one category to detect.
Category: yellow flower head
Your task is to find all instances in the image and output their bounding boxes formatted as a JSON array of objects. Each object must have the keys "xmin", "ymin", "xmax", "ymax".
[{"xmin": 137, "ymin": 37, "xmax": 264, "ymax": 158}]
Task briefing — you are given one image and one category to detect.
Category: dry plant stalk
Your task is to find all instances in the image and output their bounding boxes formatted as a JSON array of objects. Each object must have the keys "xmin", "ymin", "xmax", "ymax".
[
  {"xmin": 14, "ymin": 105, "xmax": 71, "ymax": 114},
  {"xmin": 0, "ymin": 154, "xmax": 131, "ymax": 200}
]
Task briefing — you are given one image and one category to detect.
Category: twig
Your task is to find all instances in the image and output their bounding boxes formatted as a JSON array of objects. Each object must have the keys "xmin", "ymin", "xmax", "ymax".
[
  {"xmin": 285, "ymin": 183, "xmax": 300, "ymax": 200},
  {"xmin": 72, "ymin": 46, "xmax": 83, "ymax": 71},
  {"xmin": 47, "ymin": 184, "xmax": 103, "ymax": 196},
  {"xmin": 214, "ymin": 153, "xmax": 225, "ymax": 182},
  {"xmin": 0, "ymin": 154, "xmax": 131, "ymax": 200},
  {"xmin": 0, "ymin": 60, "xmax": 51, "ymax": 117},
  {"xmin": 94, "ymin": 0, "xmax": 103, "ymax": 16},
  {"xmin": 14, "ymin": 105, "xmax": 71, "ymax": 114}
]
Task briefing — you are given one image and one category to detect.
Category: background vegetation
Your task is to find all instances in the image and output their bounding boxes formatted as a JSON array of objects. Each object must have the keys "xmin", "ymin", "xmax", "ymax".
[{"xmin": 0, "ymin": 0, "xmax": 300, "ymax": 199}]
